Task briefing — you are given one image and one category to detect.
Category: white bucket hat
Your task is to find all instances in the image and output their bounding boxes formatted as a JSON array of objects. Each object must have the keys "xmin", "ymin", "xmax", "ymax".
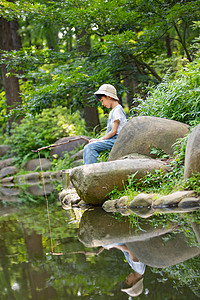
[
  {"xmin": 121, "ymin": 278, "xmax": 144, "ymax": 297},
  {"xmin": 94, "ymin": 84, "xmax": 119, "ymax": 100}
]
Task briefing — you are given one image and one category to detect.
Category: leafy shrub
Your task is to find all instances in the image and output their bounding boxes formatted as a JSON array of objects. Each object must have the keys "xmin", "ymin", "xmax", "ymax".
[
  {"xmin": 6, "ymin": 106, "xmax": 86, "ymax": 163},
  {"xmin": 133, "ymin": 57, "xmax": 200, "ymax": 125}
]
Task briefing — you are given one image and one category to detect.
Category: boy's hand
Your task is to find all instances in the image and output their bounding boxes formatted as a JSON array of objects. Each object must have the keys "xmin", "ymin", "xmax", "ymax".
[{"xmin": 89, "ymin": 138, "xmax": 99, "ymax": 143}]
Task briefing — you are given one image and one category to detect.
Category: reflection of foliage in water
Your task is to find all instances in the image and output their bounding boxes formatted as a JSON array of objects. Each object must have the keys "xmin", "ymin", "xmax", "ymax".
[
  {"xmin": 151, "ymin": 211, "xmax": 199, "ymax": 248},
  {"xmin": 0, "ymin": 205, "xmax": 130, "ymax": 299},
  {"xmin": 151, "ymin": 255, "xmax": 200, "ymax": 298},
  {"xmin": 126, "ymin": 210, "xmax": 200, "ymax": 298},
  {"xmin": 0, "ymin": 204, "xmax": 199, "ymax": 299}
]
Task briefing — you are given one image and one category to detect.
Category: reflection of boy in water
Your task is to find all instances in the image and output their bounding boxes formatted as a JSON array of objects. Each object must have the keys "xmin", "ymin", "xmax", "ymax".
[{"xmin": 103, "ymin": 243, "xmax": 146, "ymax": 297}]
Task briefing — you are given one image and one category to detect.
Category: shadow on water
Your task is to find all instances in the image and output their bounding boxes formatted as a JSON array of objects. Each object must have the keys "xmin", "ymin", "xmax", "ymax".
[{"xmin": 0, "ymin": 196, "xmax": 199, "ymax": 299}]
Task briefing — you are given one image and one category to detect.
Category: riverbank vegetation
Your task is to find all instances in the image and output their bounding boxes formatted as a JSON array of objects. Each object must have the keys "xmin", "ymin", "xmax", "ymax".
[{"xmin": 0, "ymin": 0, "xmax": 200, "ymax": 198}]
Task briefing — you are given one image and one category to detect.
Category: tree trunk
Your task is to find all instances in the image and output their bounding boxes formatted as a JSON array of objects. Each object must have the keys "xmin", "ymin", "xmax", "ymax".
[
  {"xmin": 165, "ymin": 33, "xmax": 172, "ymax": 58},
  {"xmin": 0, "ymin": 17, "xmax": 22, "ymax": 132},
  {"xmin": 84, "ymin": 105, "xmax": 101, "ymax": 133},
  {"xmin": 76, "ymin": 30, "xmax": 100, "ymax": 132}
]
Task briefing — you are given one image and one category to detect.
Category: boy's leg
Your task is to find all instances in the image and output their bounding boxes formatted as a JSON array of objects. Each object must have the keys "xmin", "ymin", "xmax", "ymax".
[{"xmin": 83, "ymin": 137, "xmax": 117, "ymax": 165}]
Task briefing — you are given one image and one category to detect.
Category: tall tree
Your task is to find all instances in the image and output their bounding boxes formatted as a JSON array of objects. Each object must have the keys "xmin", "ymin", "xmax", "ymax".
[
  {"xmin": 0, "ymin": 17, "xmax": 22, "ymax": 131},
  {"xmin": 76, "ymin": 29, "xmax": 100, "ymax": 132}
]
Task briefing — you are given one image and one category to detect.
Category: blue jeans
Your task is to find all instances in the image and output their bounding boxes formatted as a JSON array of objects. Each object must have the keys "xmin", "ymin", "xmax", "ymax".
[{"xmin": 83, "ymin": 135, "xmax": 118, "ymax": 165}]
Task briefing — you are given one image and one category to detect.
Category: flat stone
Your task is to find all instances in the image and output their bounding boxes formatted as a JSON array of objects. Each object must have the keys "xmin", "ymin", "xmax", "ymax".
[
  {"xmin": 26, "ymin": 183, "xmax": 55, "ymax": 196},
  {"xmin": 129, "ymin": 207, "xmax": 155, "ymax": 218},
  {"xmin": 41, "ymin": 172, "xmax": 55, "ymax": 181},
  {"xmin": 0, "ymin": 145, "xmax": 11, "ymax": 156},
  {"xmin": 129, "ymin": 193, "xmax": 156, "ymax": 208},
  {"xmin": 0, "ymin": 166, "xmax": 17, "ymax": 179},
  {"xmin": 153, "ymin": 190, "xmax": 195, "ymax": 207},
  {"xmin": 0, "ymin": 158, "xmax": 13, "ymax": 170},
  {"xmin": 115, "ymin": 196, "xmax": 130, "ymax": 207},
  {"xmin": 0, "ymin": 195, "xmax": 19, "ymax": 202},
  {"xmin": 70, "ymin": 158, "xmax": 170, "ymax": 205},
  {"xmin": 71, "ymin": 149, "xmax": 84, "ymax": 160},
  {"xmin": 25, "ymin": 172, "xmax": 40, "ymax": 182},
  {"xmin": 102, "ymin": 197, "xmax": 134, "ymax": 216},
  {"xmin": 102, "ymin": 200, "xmax": 119, "ymax": 213},
  {"xmin": 22, "ymin": 158, "xmax": 51, "ymax": 171},
  {"xmin": 14, "ymin": 173, "xmax": 40, "ymax": 185},
  {"xmin": 1, "ymin": 176, "xmax": 14, "ymax": 184},
  {"xmin": 0, "ymin": 187, "xmax": 20, "ymax": 196},
  {"xmin": 178, "ymin": 197, "xmax": 200, "ymax": 209}
]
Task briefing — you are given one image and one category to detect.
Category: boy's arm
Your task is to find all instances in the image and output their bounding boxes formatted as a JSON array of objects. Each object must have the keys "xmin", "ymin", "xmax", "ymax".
[{"xmin": 89, "ymin": 120, "xmax": 119, "ymax": 143}]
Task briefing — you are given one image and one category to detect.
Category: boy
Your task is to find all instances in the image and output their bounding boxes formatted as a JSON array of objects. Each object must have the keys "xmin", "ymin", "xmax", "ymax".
[{"xmin": 83, "ymin": 84, "xmax": 127, "ymax": 165}]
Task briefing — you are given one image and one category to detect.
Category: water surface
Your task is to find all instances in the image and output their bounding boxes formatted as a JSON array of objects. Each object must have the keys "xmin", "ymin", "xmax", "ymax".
[{"xmin": 0, "ymin": 200, "xmax": 199, "ymax": 299}]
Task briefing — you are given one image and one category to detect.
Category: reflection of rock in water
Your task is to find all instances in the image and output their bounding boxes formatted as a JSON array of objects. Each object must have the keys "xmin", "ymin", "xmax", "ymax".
[
  {"xmin": 0, "ymin": 180, "xmax": 58, "ymax": 202},
  {"xmin": 78, "ymin": 208, "xmax": 177, "ymax": 247},
  {"xmin": 0, "ymin": 206, "xmax": 18, "ymax": 217},
  {"xmin": 26, "ymin": 183, "xmax": 55, "ymax": 196},
  {"xmin": 78, "ymin": 208, "xmax": 200, "ymax": 268},
  {"xmin": 125, "ymin": 233, "xmax": 200, "ymax": 268}
]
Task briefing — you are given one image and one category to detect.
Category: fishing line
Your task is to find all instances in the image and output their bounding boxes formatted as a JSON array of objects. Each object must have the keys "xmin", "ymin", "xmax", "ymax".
[
  {"xmin": 38, "ymin": 150, "xmax": 54, "ymax": 254},
  {"xmin": 35, "ymin": 137, "xmax": 101, "ymax": 257}
]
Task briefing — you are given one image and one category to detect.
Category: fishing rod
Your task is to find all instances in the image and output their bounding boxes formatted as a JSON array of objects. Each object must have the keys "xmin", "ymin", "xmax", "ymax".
[
  {"xmin": 46, "ymin": 247, "xmax": 105, "ymax": 256},
  {"xmin": 31, "ymin": 136, "xmax": 90, "ymax": 153}
]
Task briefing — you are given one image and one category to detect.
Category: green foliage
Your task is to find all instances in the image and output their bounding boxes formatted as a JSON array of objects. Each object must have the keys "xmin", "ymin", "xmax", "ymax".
[
  {"xmin": 183, "ymin": 173, "xmax": 200, "ymax": 194},
  {"xmin": 149, "ymin": 147, "xmax": 170, "ymax": 159},
  {"xmin": 1, "ymin": 0, "xmax": 200, "ymax": 124},
  {"xmin": 5, "ymin": 106, "xmax": 86, "ymax": 164},
  {"xmin": 97, "ymin": 150, "xmax": 110, "ymax": 163},
  {"xmin": 134, "ymin": 57, "xmax": 200, "ymax": 125}
]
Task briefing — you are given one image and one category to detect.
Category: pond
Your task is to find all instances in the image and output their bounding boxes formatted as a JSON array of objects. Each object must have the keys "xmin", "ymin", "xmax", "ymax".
[{"xmin": 0, "ymin": 193, "xmax": 199, "ymax": 300}]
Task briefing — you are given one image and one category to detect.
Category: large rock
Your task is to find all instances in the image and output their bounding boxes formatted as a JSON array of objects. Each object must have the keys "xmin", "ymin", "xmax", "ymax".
[
  {"xmin": 125, "ymin": 233, "xmax": 200, "ymax": 268},
  {"xmin": 22, "ymin": 158, "xmax": 51, "ymax": 171},
  {"xmin": 50, "ymin": 136, "xmax": 89, "ymax": 158},
  {"xmin": 0, "ymin": 166, "xmax": 17, "ymax": 179},
  {"xmin": 70, "ymin": 158, "xmax": 170, "ymax": 205},
  {"xmin": 0, "ymin": 158, "xmax": 14, "ymax": 170},
  {"xmin": 153, "ymin": 190, "xmax": 195, "ymax": 207},
  {"xmin": 184, "ymin": 124, "xmax": 200, "ymax": 180},
  {"xmin": 0, "ymin": 145, "xmax": 11, "ymax": 156},
  {"xmin": 109, "ymin": 116, "xmax": 189, "ymax": 161}
]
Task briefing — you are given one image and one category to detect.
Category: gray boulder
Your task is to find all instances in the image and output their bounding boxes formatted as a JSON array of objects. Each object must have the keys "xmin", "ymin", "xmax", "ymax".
[
  {"xmin": 109, "ymin": 116, "xmax": 189, "ymax": 161},
  {"xmin": 0, "ymin": 187, "xmax": 20, "ymax": 196},
  {"xmin": 0, "ymin": 145, "xmax": 11, "ymax": 156},
  {"xmin": 0, "ymin": 158, "xmax": 14, "ymax": 170},
  {"xmin": 50, "ymin": 136, "xmax": 89, "ymax": 158},
  {"xmin": 26, "ymin": 183, "xmax": 55, "ymax": 196},
  {"xmin": 184, "ymin": 124, "xmax": 200, "ymax": 180},
  {"xmin": 0, "ymin": 166, "xmax": 17, "ymax": 179},
  {"xmin": 153, "ymin": 190, "xmax": 195, "ymax": 207},
  {"xmin": 22, "ymin": 158, "xmax": 51, "ymax": 171},
  {"xmin": 70, "ymin": 158, "xmax": 170, "ymax": 205}
]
